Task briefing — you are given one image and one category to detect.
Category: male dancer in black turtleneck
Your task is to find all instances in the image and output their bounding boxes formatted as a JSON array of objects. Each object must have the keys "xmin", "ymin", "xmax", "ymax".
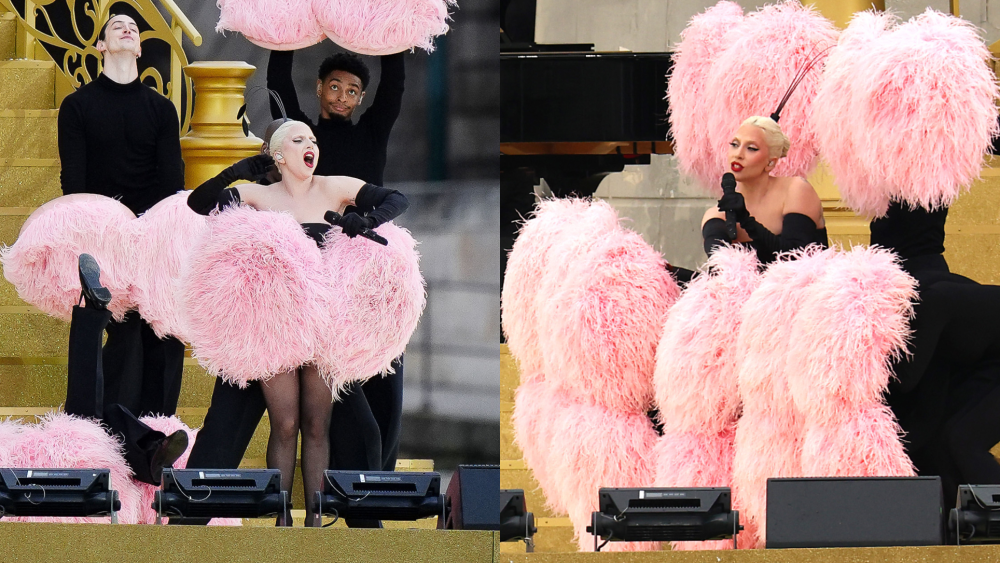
[{"xmin": 55, "ymin": 13, "xmax": 188, "ymax": 484}]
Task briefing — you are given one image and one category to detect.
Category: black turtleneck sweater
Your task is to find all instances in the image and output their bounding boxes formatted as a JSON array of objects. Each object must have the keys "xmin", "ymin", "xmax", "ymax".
[
  {"xmin": 267, "ymin": 50, "xmax": 404, "ymax": 185},
  {"xmin": 57, "ymin": 73, "xmax": 184, "ymax": 215}
]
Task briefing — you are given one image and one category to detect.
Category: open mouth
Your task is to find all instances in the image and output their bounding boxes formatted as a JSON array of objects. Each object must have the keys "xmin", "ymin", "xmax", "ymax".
[
  {"xmin": 304, "ymin": 151, "xmax": 315, "ymax": 168},
  {"xmin": 731, "ymin": 162, "xmax": 743, "ymax": 172}
]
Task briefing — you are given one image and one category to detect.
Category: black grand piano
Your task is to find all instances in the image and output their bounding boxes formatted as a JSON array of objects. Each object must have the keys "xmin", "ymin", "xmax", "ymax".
[{"xmin": 500, "ymin": 0, "xmax": 673, "ymax": 295}]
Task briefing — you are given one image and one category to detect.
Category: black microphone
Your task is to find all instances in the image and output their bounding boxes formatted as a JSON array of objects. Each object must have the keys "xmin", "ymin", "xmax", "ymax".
[
  {"xmin": 324, "ymin": 211, "xmax": 389, "ymax": 246},
  {"xmin": 721, "ymin": 172, "xmax": 738, "ymax": 240}
]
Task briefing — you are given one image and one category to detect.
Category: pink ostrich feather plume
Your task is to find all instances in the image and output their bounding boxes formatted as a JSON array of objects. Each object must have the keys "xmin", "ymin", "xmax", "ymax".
[
  {"xmin": 216, "ymin": 0, "xmax": 325, "ymax": 50},
  {"xmin": 812, "ymin": 10, "xmax": 896, "ymax": 218},
  {"xmin": 510, "ymin": 377, "xmax": 570, "ymax": 515},
  {"xmin": 653, "ymin": 428, "xmax": 736, "ymax": 551},
  {"xmin": 544, "ymin": 227, "xmax": 679, "ymax": 413},
  {"xmin": 702, "ymin": 1, "xmax": 839, "ymax": 194},
  {"xmin": 653, "ymin": 245, "xmax": 759, "ymax": 434},
  {"xmin": 134, "ymin": 416, "xmax": 242, "ymax": 526},
  {"xmin": 785, "ymin": 246, "xmax": 915, "ymax": 422},
  {"xmin": 130, "ymin": 191, "xmax": 209, "ymax": 341},
  {"xmin": 731, "ymin": 247, "xmax": 834, "ymax": 548},
  {"xmin": 799, "ymin": 405, "xmax": 915, "ymax": 478},
  {"xmin": 848, "ymin": 9, "xmax": 998, "ymax": 215},
  {"xmin": 2, "ymin": 413, "xmax": 143, "ymax": 524},
  {"xmin": 668, "ymin": 1, "xmax": 745, "ymax": 192},
  {"xmin": 502, "ymin": 198, "xmax": 595, "ymax": 383},
  {"xmin": 180, "ymin": 206, "xmax": 327, "ymax": 385},
  {"xmin": 1, "ymin": 194, "xmax": 136, "ymax": 321},
  {"xmin": 313, "ymin": 222, "xmax": 425, "ymax": 397},
  {"xmin": 548, "ymin": 396, "xmax": 660, "ymax": 552},
  {"xmin": 314, "ymin": 0, "xmax": 455, "ymax": 55}
]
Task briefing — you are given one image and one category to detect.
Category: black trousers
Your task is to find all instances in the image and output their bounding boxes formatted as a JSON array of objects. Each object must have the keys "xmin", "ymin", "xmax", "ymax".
[
  {"xmin": 179, "ymin": 356, "xmax": 404, "ymax": 526},
  {"xmin": 65, "ymin": 305, "xmax": 167, "ymax": 485},
  {"xmin": 102, "ymin": 311, "xmax": 185, "ymax": 417}
]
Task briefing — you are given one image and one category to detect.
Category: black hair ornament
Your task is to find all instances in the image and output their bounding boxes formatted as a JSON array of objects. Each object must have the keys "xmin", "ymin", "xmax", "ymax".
[
  {"xmin": 769, "ymin": 45, "xmax": 833, "ymax": 123},
  {"xmin": 236, "ymin": 87, "xmax": 289, "ymax": 137}
]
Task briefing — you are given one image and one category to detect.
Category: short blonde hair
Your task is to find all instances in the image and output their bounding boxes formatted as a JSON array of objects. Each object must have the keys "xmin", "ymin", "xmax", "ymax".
[
  {"xmin": 267, "ymin": 120, "xmax": 306, "ymax": 159},
  {"xmin": 741, "ymin": 116, "xmax": 790, "ymax": 159}
]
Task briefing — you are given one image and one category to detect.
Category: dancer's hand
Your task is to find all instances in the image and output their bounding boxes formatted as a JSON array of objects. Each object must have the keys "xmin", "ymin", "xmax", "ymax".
[
  {"xmin": 717, "ymin": 190, "xmax": 748, "ymax": 221},
  {"xmin": 230, "ymin": 154, "xmax": 275, "ymax": 182},
  {"xmin": 340, "ymin": 212, "xmax": 374, "ymax": 238}
]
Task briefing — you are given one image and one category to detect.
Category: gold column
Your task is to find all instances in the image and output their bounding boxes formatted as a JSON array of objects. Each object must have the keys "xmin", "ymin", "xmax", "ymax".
[
  {"xmin": 179, "ymin": 61, "xmax": 262, "ymax": 190},
  {"xmin": 802, "ymin": 0, "xmax": 885, "ymax": 29}
]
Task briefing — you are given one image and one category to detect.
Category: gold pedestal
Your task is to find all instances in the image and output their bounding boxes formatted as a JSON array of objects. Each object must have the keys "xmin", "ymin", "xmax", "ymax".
[{"xmin": 179, "ymin": 61, "xmax": 262, "ymax": 190}]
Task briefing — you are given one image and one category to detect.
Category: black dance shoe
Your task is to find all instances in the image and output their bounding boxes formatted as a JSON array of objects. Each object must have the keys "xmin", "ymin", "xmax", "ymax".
[
  {"xmin": 78, "ymin": 254, "xmax": 112, "ymax": 310},
  {"xmin": 149, "ymin": 430, "xmax": 189, "ymax": 486}
]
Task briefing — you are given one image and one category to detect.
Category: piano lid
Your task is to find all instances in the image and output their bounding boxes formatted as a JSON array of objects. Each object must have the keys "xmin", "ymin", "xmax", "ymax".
[{"xmin": 501, "ymin": 51, "xmax": 672, "ymax": 147}]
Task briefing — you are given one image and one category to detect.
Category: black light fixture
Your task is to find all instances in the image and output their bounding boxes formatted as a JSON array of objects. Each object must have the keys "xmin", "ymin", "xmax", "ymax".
[
  {"xmin": 950, "ymin": 485, "xmax": 1000, "ymax": 544},
  {"xmin": 500, "ymin": 489, "xmax": 537, "ymax": 551},
  {"xmin": 0, "ymin": 468, "xmax": 120, "ymax": 522},
  {"xmin": 153, "ymin": 468, "xmax": 287, "ymax": 523},
  {"xmin": 587, "ymin": 487, "xmax": 741, "ymax": 551},
  {"xmin": 315, "ymin": 470, "xmax": 444, "ymax": 522}
]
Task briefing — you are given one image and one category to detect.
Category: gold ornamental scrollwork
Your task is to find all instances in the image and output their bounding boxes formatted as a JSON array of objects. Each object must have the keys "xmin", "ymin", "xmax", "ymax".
[{"xmin": 0, "ymin": 0, "xmax": 200, "ymax": 133}]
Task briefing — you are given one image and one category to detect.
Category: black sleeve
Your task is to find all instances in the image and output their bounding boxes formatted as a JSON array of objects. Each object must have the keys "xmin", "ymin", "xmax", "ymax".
[
  {"xmin": 267, "ymin": 50, "xmax": 312, "ymax": 125},
  {"xmin": 358, "ymin": 53, "xmax": 405, "ymax": 138},
  {"xmin": 702, "ymin": 218, "xmax": 732, "ymax": 257},
  {"xmin": 156, "ymin": 100, "xmax": 185, "ymax": 193},
  {"xmin": 57, "ymin": 96, "xmax": 88, "ymax": 194},
  {"xmin": 354, "ymin": 182, "xmax": 409, "ymax": 227},
  {"xmin": 187, "ymin": 167, "xmax": 239, "ymax": 215}
]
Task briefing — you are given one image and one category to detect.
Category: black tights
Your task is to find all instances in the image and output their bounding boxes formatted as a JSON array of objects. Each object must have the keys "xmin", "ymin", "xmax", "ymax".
[{"xmin": 261, "ymin": 365, "xmax": 333, "ymax": 527}]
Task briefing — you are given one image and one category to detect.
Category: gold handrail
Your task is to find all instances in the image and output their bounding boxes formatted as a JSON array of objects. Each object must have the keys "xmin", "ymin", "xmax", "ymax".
[
  {"xmin": 0, "ymin": 0, "xmax": 199, "ymax": 133},
  {"xmin": 157, "ymin": 0, "xmax": 201, "ymax": 46}
]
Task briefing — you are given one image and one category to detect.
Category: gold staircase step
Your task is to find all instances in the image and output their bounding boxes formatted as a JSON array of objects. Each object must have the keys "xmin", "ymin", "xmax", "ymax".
[
  {"xmin": 0, "ymin": 110, "xmax": 58, "ymax": 159},
  {"xmin": 0, "ymin": 312, "xmax": 69, "ymax": 356},
  {"xmin": 0, "ymin": 60, "xmax": 54, "ymax": 110},
  {"xmin": 501, "ymin": 401, "xmax": 519, "ymax": 460},
  {"xmin": 501, "ymin": 344, "xmax": 518, "ymax": 404},
  {"xmin": 0, "ymin": 12, "xmax": 14, "ymax": 61}
]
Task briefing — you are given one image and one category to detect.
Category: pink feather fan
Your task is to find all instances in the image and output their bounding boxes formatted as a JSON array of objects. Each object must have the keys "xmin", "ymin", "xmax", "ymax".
[
  {"xmin": 313, "ymin": 0, "xmax": 455, "ymax": 55},
  {"xmin": 812, "ymin": 10, "xmax": 895, "ymax": 217},
  {"xmin": 1, "ymin": 194, "xmax": 136, "ymax": 321},
  {"xmin": 0, "ymin": 413, "xmax": 144, "ymax": 524},
  {"xmin": 510, "ymin": 377, "xmax": 569, "ymax": 515},
  {"xmin": 651, "ymin": 245, "xmax": 758, "ymax": 551},
  {"xmin": 732, "ymin": 246, "xmax": 833, "ymax": 548},
  {"xmin": 502, "ymin": 198, "xmax": 595, "ymax": 383},
  {"xmin": 701, "ymin": 1, "xmax": 839, "ymax": 194},
  {"xmin": 547, "ymin": 394, "xmax": 660, "ymax": 552},
  {"xmin": 785, "ymin": 246, "xmax": 915, "ymax": 478},
  {"xmin": 825, "ymin": 9, "xmax": 999, "ymax": 216},
  {"xmin": 312, "ymin": 222, "xmax": 425, "ymax": 397},
  {"xmin": 668, "ymin": 1, "xmax": 745, "ymax": 193},
  {"xmin": 216, "ymin": 0, "xmax": 325, "ymax": 50},
  {"xmin": 542, "ymin": 221, "xmax": 679, "ymax": 414},
  {"xmin": 135, "ymin": 416, "xmax": 242, "ymax": 526},
  {"xmin": 130, "ymin": 191, "xmax": 209, "ymax": 341},
  {"xmin": 179, "ymin": 205, "xmax": 328, "ymax": 385}
]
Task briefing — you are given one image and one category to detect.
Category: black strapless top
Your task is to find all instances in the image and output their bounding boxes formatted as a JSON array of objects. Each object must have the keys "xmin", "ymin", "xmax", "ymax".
[{"xmin": 220, "ymin": 188, "xmax": 332, "ymax": 247}]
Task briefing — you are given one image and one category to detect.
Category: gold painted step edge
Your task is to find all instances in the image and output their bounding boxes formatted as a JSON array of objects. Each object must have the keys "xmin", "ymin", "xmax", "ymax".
[
  {"xmin": 537, "ymin": 517, "xmax": 571, "ymax": 527},
  {"xmin": 0, "ymin": 60, "xmax": 53, "ymax": 69},
  {"xmin": 0, "ymin": 158, "xmax": 59, "ymax": 166},
  {"xmin": 0, "ymin": 109, "xmax": 57, "ymax": 117},
  {"xmin": 501, "ymin": 401, "xmax": 513, "ymax": 413},
  {"xmin": 502, "ymin": 460, "xmax": 526, "ymax": 470}
]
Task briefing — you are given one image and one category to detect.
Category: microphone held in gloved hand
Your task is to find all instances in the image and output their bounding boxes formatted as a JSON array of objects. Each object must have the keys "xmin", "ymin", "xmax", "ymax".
[
  {"xmin": 721, "ymin": 172, "xmax": 738, "ymax": 240},
  {"xmin": 324, "ymin": 211, "xmax": 389, "ymax": 246}
]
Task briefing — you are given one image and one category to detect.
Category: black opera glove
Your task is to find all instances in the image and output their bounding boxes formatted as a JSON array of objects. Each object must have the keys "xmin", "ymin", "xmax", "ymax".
[
  {"xmin": 227, "ymin": 154, "xmax": 275, "ymax": 183},
  {"xmin": 717, "ymin": 190, "xmax": 749, "ymax": 222},
  {"xmin": 340, "ymin": 212, "xmax": 374, "ymax": 238}
]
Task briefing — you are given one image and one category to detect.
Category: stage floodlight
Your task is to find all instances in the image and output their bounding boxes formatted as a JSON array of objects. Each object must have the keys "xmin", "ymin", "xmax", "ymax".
[
  {"xmin": 0, "ymin": 468, "xmax": 120, "ymax": 522},
  {"xmin": 950, "ymin": 485, "xmax": 1000, "ymax": 544},
  {"xmin": 153, "ymin": 468, "xmax": 287, "ymax": 523},
  {"xmin": 587, "ymin": 487, "xmax": 741, "ymax": 551},
  {"xmin": 500, "ymin": 489, "xmax": 537, "ymax": 552},
  {"xmin": 315, "ymin": 470, "xmax": 444, "ymax": 522}
]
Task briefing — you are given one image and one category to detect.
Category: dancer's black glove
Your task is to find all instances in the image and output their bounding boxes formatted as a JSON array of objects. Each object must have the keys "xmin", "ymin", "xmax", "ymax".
[
  {"xmin": 188, "ymin": 154, "xmax": 275, "ymax": 215},
  {"xmin": 340, "ymin": 212, "xmax": 374, "ymax": 238},
  {"xmin": 227, "ymin": 154, "xmax": 275, "ymax": 183},
  {"xmin": 717, "ymin": 190, "xmax": 749, "ymax": 222}
]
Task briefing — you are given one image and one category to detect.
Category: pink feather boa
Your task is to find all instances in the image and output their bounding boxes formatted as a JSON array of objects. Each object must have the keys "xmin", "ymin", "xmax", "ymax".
[
  {"xmin": 130, "ymin": 191, "xmax": 210, "ymax": 341},
  {"xmin": 216, "ymin": 0, "xmax": 454, "ymax": 53},
  {"xmin": 1, "ymin": 194, "xmax": 136, "ymax": 321},
  {"xmin": 179, "ymin": 205, "xmax": 328, "ymax": 385},
  {"xmin": 312, "ymin": 222, "xmax": 425, "ymax": 396},
  {"xmin": 135, "ymin": 416, "xmax": 242, "ymax": 526}
]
